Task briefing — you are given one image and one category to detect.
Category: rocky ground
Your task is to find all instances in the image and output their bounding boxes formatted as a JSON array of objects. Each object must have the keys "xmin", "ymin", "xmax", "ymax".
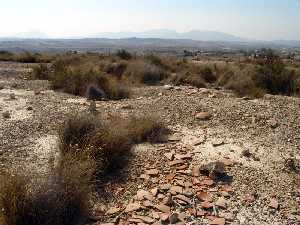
[{"xmin": 0, "ymin": 62, "xmax": 299, "ymax": 225}]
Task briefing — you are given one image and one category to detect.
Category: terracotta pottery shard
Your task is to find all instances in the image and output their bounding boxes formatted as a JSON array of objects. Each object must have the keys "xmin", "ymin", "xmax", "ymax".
[{"xmin": 197, "ymin": 191, "xmax": 212, "ymax": 202}]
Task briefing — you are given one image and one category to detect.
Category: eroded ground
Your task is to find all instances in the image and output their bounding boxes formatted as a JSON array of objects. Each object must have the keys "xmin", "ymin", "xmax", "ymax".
[{"xmin": 0, "ymin": 62, "xmax": 299, "ymax": 225}]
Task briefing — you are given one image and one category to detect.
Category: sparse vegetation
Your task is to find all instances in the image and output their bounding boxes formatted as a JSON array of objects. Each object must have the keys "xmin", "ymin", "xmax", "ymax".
[
  {"xmin": 0, "ymin": 165, "xmax": 93, "ymax": 225},
  {"xmin": 0, "ymin": 51, "xmax": 53, "ymax": 63},
  {"xmin": 126, "ymin": 116, "xmax": 170, "ymax": 143},
  {"xmin": 116, "ymin": 49, "xmax": 132, "ymax": 60},
  {"xmin": 125, "ymin": 60, "xmax": 170, "ymax": 84},
  {"xmin": 30, "ymin": 63, "xmax": 51, "ymax": 80},
  {"xmin": 59, "ymin": 113, "xmax": 168, "ymax": 173},
  {"xmin": 48, "ymin": 58, "xmax": 130, "ymax": 100},
  {"xmin": 10, "ymin": 49, "xmax": 300, "ymax": 98}
]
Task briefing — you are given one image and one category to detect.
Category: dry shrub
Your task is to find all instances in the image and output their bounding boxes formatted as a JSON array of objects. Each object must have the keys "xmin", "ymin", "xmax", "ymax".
[
  {"xmin": 59, "ymin": 113, "xmax": 103, "ymax": 154},
  {"xmin": 0, "ymin": 51, "xmax": 15, "ymax": 61},
  {"xmin": 0, "ymin": 165, "xmax": 92, "ymax": 225},
  {"xmin": 199, "ymin": 66, "xmax": 217, "ymax": 83},
  {"xmin": 30, "ymin": 63, "xmax": 52, "ymax": 80},
  {"xmin": 253, "ymin": 65, "xmax": 297, "ymax": 96},
  {"xmin": 145, "ymin": 54, "xmax": 169, "ymax": 70},
  {"xmin": 116, "ymin": 49, "xmax": 132, "ymax": 60},
  {"xmin": 184, "ymin": 72, "xmax": 207, "ymax": 88},
  {"xmin": 59, "ymin": 113, "xmax": 169, "ymax": 172},
  {"xmin": 170, "ymin": 71, "xmax": 207, "ymax": 88},
  {"xmin": 105, "ymin": 61, "xmax": 127, "ymax": 79},
  {"xmin": 126, "ymin": 116, "xmax": 170, "ymax": 143},
  {"xmin": 17, "ymin": 52, "xmax": 53, "ymax": 63},
  {"xmin": 125, "ymin": 60, "xmax": 169, "ymax": 84},
  {"xmin": 59, "ymin": 113, "xmax": 132, "ymax": 172},
  {"xmin": 51, "ymin": 63, "xmax": 130, "ymax": 100}
]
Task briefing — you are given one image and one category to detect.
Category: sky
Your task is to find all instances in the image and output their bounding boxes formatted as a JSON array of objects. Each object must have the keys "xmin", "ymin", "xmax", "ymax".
[{"xmin": 0, "ymin": 0, "xmax": 300, "ymax": 40}]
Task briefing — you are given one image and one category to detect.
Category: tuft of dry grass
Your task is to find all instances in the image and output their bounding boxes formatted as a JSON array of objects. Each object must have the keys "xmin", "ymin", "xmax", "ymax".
[
  {"xmin": 58, "ymin": 113, "xmax": 132, "ymax": 172},
  {"xmin": 125, "ymin": 60, "xmax": 170, "ymax": 85},
  {"xmin": 30, "ymin": 63, "xmax": 52, "ymax": 80},
  {"xmin": 126, "ymin": 116, "xmax": 170, "ymax": 143},
  {"xmin": 0, "ymin": 165, "xmax": 92, "ymax": 225},
  {"xmin": 50, "ymin": 62, "xmax": 130, "ymax": 100},
  {"xmin": 116, "ymin": 49, "xmax": 132, "ymax": 60},
  {"xmin": 58, "ymin": 113, "xmax": 169, "ymax": 173}
]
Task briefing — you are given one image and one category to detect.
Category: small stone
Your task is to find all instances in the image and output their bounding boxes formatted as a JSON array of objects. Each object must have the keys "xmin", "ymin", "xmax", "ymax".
[
  {"xmin": 169, "ymin": 213, "xmax": 180, "ymax": 224},
  {"xmin": 166, "ymin": 173, "xmax": 176, "ymax": 181},
  {"xmin": 9, "ymin": 93, "xmax": 16, "ymax": 100},
  {"xmin": 220, "ymin": 158, "xmax": 234, "ymax": 167},
  {"xmin": 159, "ymin": 213, "xmax": 170, "ymax": 221},
  {"xmin": 146, "ymin": 169, "xmax": 159, "ymax": 176},
  {"xmin": 215, "ymin": 197, "xmax": 227, "ymax": 209},
  {"xmin": 201, "ymin": 201, "xmax": 214, "ymax": 209},
  {"xmin": 269, "ymin": 198, "xmax": 279, "ymax": 209},
  {"xmin": 140, "ymin": 174, "xmax": 150, "ymax": 180},
  {"xmin": 210, "ymin": 218, "xmax": 226, "ymax": 225},
  {"xmin": 132, "ymin": 215, "xmax": 155, "ymax": 224},
  {"xmin": 2, "ymin": 111, "xmax": 10, "ymax": 119},
  {"xmin": 164, "ymin": 85, "xmax": 174, "ymax": 90},
  {"xmin": 192, "ymin": 137, "xmax": 205, "ymax": 146},
  {"xmin": 269, "ymin": 119, "xmax": 279, "ymax": 128},
  {"xmin": 220, "ymin": 191, "xmax": 230, "ymax": 197},
  {"xmin": 243, "ymin": 194, "xmax": 256, "ymax": 203},
  {"xmin": 168, "ymin": 134, "xmax": 182, "ymax": 142},
  {"xmin": 162, "ymin": 193, "xmax": 173, "ymax": 206},
  {"xmin": 241, "ymin": 149, "xmax": 252, "ymax": 158},
  {"xmin": 173, "ymin": 195, "xmax": 190, "ymax": 203},
  {"xmin": 106, "ymin": 207, "xmax": 120, "ymax": 215},
  {"xmin": 143, "ymin": 200, "xmax": 153, "ymax": 208},
  {"xmin": 160, "ymin": 183, "xmax": 171, "ymax": 191},
  {"xmin": 175, "ymin": 179, "xmax": 185, "ymax": 187},
  {"xmin": 192, "ymin": 166, "xmax": 200, "ymax": 177},
  {"xmin": 197, "ymin": 210, "xmax": 207, "ymax": 217},
  {"xmin": 220, "ymin": 212, "xmax": 234, "ymax": 221},
  {"xmin": 155, "ymin": 204, "xmax": 171, "ymax": 213},
  {"xmin": 174, "ymin": 153, "xmax": 192, "ymax": 160},
  {"xmin": 164, "ymin": 152, "xmax": 174, "ymax": 160},
  {"xmin": 128, "ymin": 218, "xmax": 144, "ymax": 223},
  {"xmin": 195, "ymin": 112, "xmax": 212, "ymax": 120},
  {"xmin": 169, "ymin": 160, "xmax": 185, "ymax": 166},
  {"xmin": 197, "ymin": 191, "xmax": 212, "ymax": 202},
  {"xmin": 212, "ymin": 139, "xmax": 224, "ymax": 147},
  {"xmin": 136, "ymin": 190, "xmax": 153, "ymax": 201},
  {"xmin": 178, "ymin": 212, "xmax": 188, "ymax": 221},
  {"xmin": 121, "ymin": 104, "xmax": 133, "ymax": 109},
  {"xmin": 182, "ymin": 188, "xmax": 193, "ymax": 197},
  {"xmin": 157, "ymin": 194, "xmax": 165, "ymax": 200},
  {"xmin": 125, "ymin": 203, "xmax": 141, "ymax": 212},
  {"xmin": 152, "ymin": 211, "xmax": 160, "ymax": 219},
  {"xmin": 170, "ymin": 186, "xmax": 183, "ymax": 194},
  {"xmin": 150, "ymin": 188, "xmax": 159, "ymax": 196}
]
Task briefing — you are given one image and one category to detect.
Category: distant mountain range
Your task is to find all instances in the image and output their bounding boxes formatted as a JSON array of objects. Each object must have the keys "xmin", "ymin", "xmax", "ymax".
[
  {"xmin": 0, "ymin": 29, "xmax": 299, "ymax": 53},
  {"xmin": 1, "ymin": 29, "xmax": 300, "ymax": 45},
  {"xmin": 91, "ymin": 29, "xmax": 246, "ymax": 42}
]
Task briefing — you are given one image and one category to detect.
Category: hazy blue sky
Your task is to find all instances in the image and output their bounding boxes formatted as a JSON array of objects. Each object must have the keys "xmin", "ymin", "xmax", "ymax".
[{"xmin": 1, "ymin": 0, "xmax": 300, "ymax": 40}]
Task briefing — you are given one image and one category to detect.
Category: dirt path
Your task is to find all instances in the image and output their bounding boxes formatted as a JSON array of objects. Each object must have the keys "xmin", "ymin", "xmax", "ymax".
[{"xmin": 0, "ymin": 62, "xmax": 299, "ymax": 225}]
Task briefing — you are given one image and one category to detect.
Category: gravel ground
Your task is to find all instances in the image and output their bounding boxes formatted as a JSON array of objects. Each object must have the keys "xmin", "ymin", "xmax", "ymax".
[{"xmin": 0, "ymin": 62, "xmax": 299, "ymax": 225}]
